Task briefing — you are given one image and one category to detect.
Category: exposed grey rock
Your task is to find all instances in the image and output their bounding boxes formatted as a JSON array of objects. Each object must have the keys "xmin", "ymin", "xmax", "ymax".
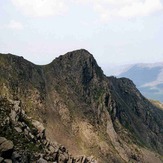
[
  {"xmin": 4, "ymin": 159, "xmax": 12, "ymax": 163},
  {"xmin": 58, "ymin": 153, "xmax": 69, "ymax": 163},
  {"xmin": 3, "ymin": 117, "xmax": 10, "ymax": 126},
  {"xmin": 67, "ymin": 157, "xmax": 73, "ymax": 163},
  {"xmin": 59, "ymin": 146, "xmax": 66, "ymax": 153},
  {"xmin": 12, "ymin": 151, "xmax": 30, "ymax": 163},
  {"xmin": 11, "ymin": 151, "xmax": 21, "ymax": 162},
  {"xmin": 36, "ymin": 157, "xmax": 47, "ymax": 163},
  {"xmin": 14, "ymin": 127, "xmax": 22, "ymax": 133},
  {"xmin": 52, "ymin": 153, "xmax": 57, "ymax": 161},
  {"xmin": 0, "ymin": 137, "xmax": 6, "ymax": 145},
  {"xmin": 87, "ymin": 156, "xmax": 97, "ymax": 163},
  {"xmin": 24, "ymin": 129, "xmax": 29, "ymax": 136},
  {"xmin": 10, "ymin": 110, "xmax": 17, "ymax": 122},
  {"xmin": 13, "ymin": 100, "xmax": 20, "ymax": 112},
  {"xmin": 0, "ymin": 137, "xmax": 14, "ymax": 158},
  {"xmin": 75, "ymin": 156, "xmax": 88, "ymax": 163},
  {"xmin": 32, "ymin": 120, "xmax": 45, "ymax": 133},
  {"xmin": 28, "ymin": 132, "xmax": 35, "ymax": 139},
  {"xmin": 48, "ymin": 145, "xmax": 55, "ymax": 154},
  {"xmin": 0, "ymin": 97, "xmax": 96, "ymax": 163}
]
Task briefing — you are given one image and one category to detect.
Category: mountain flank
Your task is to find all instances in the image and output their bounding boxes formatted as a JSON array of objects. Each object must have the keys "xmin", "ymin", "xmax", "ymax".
[{"xmin": 0, "ymin": 49, "xmax": 163, "ymax": 163}]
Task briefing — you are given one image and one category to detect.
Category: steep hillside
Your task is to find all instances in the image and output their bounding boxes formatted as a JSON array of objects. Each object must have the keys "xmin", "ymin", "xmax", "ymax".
[
  {"xmin": 118, "ymin": 63, "xmax": 163, "ymax": 102},
  {"xmin": 0, "ymin": 50, "xmax": 163, "ymax": 163}
]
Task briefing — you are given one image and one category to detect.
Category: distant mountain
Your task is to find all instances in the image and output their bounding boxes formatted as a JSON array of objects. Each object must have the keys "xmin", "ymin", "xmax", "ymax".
[
  {"xmin": 0, "ymin": 50, "xmax": 163, "ymax": 163},
  {"xmin": 150, "ymin": 99, "xmax": 163, "ymax": 111},
  {"xmin": 118, "ymin": 63, "xmax": 163, "ymax": 102}
]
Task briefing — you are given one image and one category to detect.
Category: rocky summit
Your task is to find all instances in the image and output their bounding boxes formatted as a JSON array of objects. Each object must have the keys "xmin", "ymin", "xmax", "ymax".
[{"xmin": 0, "ymin": 49, "xmax": 163, "ymax": 163}]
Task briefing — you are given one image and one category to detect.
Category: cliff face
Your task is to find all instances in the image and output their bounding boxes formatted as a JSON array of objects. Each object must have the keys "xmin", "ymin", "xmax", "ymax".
[
  {"xmin": 0, "ymin": 49, "xmax": 163, "ymax": 163},
  {"xmin": 108, "ymin": 77, "xmax": 163, "ymax": 152}
]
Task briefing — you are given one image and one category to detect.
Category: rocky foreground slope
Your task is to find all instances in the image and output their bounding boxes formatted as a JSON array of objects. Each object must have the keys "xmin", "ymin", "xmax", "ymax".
[
  {"xmin": 0, "ymin": 97, "xmax": 95, "ymax": 163},
  {"xmin": 0, "ymin": 49, "xmax": 163, "ymax": 163}
]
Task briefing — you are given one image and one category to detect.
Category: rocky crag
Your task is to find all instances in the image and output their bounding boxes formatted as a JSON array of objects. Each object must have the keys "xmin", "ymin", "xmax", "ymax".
[
  {"xmin": 0, "ymin": 49, "xmax": 163, "ymax": 163},
  {"xmin": 0, "ymin": 97, "xmax": 96, "ymax": 163}
]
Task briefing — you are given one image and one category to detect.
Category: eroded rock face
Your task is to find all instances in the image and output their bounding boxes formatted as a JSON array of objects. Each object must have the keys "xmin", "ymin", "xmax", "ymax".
[
  {"xmin": 0, "ymin": 50, "xmax": 163, "ymax": 163},
  {"xmin": 107, "ymin": 77, "xmax": 163, "ymax": 153}
]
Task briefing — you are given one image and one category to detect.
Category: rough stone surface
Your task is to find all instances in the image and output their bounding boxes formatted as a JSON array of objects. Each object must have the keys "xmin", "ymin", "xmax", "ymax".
[
  {"xmin": 0, "ymin": 138, "xmax": 6, "ymax": 145},
  {"xmin": 0, "ymin": 97, "xmax": 96, "ymax": 162},
  {"xmin": 0, "ymin": 137, "xmax": 13, "ymax": 158},
  {"xmin": 14, "ymin": 127, "xmax": 22, "ymax": 133},
  {"xmin": 36, "ymin": 157, "xmax": 48, "ymax": 163},
  {"xmin": 4, "ymin": 159, "xmax": 12, "ymax": 163},
  {"xmin": 32, "ymin": 120, "xmax": 45, "ymax": 133}
]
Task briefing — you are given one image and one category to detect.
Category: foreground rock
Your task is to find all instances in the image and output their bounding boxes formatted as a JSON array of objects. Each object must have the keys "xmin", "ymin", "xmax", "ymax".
[
  {"xmin": 0, "ymin": 97, "xmax": 96, "ymax": 163},
  {"xmin": 0, "ymin": 137, "xmax": 13, "ymax": 159}
]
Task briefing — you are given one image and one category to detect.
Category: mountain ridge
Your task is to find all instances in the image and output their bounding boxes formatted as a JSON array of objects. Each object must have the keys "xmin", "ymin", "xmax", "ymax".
[{"xmin": 0, "ymin": 49, "xmax": 163, "ymax": 163}]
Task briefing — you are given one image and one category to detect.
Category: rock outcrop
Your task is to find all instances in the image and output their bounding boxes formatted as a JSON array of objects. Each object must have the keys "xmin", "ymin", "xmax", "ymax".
[
  {"xmin": 0, "ymin": 97, "xmax": 96, "ymax": 162},
  {"xmin": 0, "ymin": 137, "xmax": 14, "ymax": 160},
  {"xmin": 0, "ymin": 49, "xmax": 163, "ymax": 163}
]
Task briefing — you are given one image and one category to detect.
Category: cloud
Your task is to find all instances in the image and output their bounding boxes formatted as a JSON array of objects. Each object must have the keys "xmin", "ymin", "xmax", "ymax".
[
  {"xmin": 11, "ymin": 0, "xmax": 68, "ymax": 17},
  {"xmin": 76, "ymin": 0, "xmax": 163, "ymax": 22},
  {"xmin": 10, "ymin": 0, "xmax": 163, "ymax": 21},
  {"xmin": 6, "ymin": 20, "xmax": 23, "ymax": 30},
  {"xmin": 117, "ymin": 0, "xmax": 163, "ymax": 18}
]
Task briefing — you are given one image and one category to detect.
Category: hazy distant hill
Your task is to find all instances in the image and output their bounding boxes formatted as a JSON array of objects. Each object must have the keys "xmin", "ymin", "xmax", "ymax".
[{"xmin": 118, "ymin": 63, "xmax": 163, "ymax": 102}]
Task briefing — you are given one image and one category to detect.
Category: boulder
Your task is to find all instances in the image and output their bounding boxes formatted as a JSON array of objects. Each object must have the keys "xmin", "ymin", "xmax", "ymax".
[
  {"xmin": 48, "ymin": 145, "xmax": 55, "ymax": 154},
  {"xmin": 10, "ymin": 110, "xmax": 17, "ymax": 122},
  {"xmin": 0, "ymin": 137, "xmax": 14, "ymax": 158},
  {"xmin": 59, "ymin": 146, "xmax": 66, "ymax": 153},
  {"xmin": 37, "ymin": 157, "xmax": 48, "ymax": 163},
  {"xmin": 75, "ymin": 156, "xmax": 86, "ymax": 163},
  {"xmin": 12, "ymin": 151, "xmax": 30, "ymax": 163},
  {"xmin": 67, "ymin": 157, "xmax": 73, "ymax": 163},
  {"xmin": 0, "ymin": 137, "xmax": 6, "ymax": 145},
  {"xmin": 14, "ymin": 127, "xmax": 22, "ymax": 133},
  {"xmin": 4, "ymin": 159, "xmax": 12, "ymax": 163},
  {"xmin": 58, "ymin": 153, "xmax": 69, "ymax": 163},
  {"xmin": 32, "ymin": 120, "xmax": 45, "ymax": 133},
  {"xmin": 11, "ymin": 151, "xmax": 21, "ymax": 163}
]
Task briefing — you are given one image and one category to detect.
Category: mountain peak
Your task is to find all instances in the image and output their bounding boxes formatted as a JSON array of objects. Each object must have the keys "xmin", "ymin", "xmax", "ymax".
[
  {"xmin": 49, "ymin": 49, "xmax": 104, "ymax": 85},
  {"xmin": 53, "ymin": 49, "xmax": 94, "ymax": 63},
  {"xmin": 64, "ymin": 49, "xmax": 92, "ymax": 57}
]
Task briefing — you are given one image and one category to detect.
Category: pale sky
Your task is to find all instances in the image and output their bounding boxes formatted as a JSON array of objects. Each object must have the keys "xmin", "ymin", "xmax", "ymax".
[{"xmin": 0, "ymin": 0, "xmax": 163, "ymax": 74}]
